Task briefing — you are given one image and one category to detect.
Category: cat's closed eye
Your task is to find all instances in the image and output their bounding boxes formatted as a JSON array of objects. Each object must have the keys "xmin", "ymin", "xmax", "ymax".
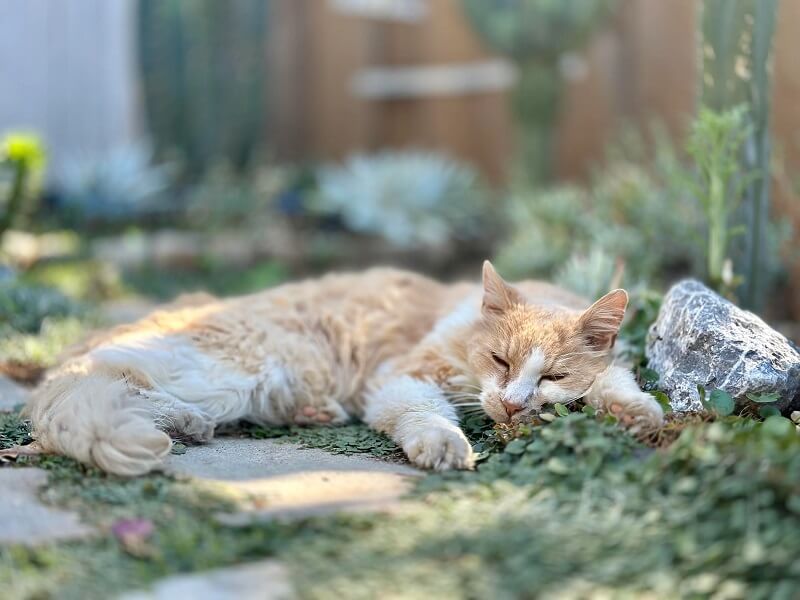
[
  {"xmin": 491, "ymin": 353, "xmax": 510, "ymax": 371},
  {"xmin": 540, "ymin": 373, "xmax": 568, "ymax": 383}
]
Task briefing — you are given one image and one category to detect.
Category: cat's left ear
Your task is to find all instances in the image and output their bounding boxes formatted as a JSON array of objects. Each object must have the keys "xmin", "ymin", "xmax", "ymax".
[
  {"xmin": 482, "ymin": 260, "xmax": 524, "ymax": 316},
  {"xmin": 578, "ymin": 289, "xmax": 628, "ymax": 350}
]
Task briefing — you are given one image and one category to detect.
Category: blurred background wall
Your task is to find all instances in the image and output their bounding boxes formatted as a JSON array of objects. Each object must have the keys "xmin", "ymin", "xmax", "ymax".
[
  {"xmin": 0, "ymin": 0, "xmax": 141, "ymax": 179},
  {"xmin": 0, "ymin": 0, "xmax": 798, "ymax": 322}
]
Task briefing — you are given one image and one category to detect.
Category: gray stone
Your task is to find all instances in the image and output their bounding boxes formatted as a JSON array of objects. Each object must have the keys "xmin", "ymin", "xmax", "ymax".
[
  {"xmin": 119, "ymin": 559, "xmax": 293, "ymax": 600},
  {"xmin": 164, "ymin": 438, "xmax": 421, "ymax": 522},
  {"xmin": 646, "ymin": 279, "xmax": 800, "ymax": 413},
  {"xmin": 0, "ymin": 375, "xmax": 29, "ymax": 412},
  {"xmin": 0, "ymin": 468, "xmax": 95, "ymax": 545}
]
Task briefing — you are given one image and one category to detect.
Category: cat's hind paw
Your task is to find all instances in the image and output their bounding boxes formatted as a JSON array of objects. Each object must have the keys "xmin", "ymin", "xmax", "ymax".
[{"xmin": 403, "ymin": 425, "xmax": 475, "ymax": 471}]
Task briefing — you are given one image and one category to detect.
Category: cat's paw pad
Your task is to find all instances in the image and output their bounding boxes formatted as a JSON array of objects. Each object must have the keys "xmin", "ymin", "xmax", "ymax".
[
  {"xmin": 403, "ymin": 426, "xmax": 475, "ymax": 471},
  {"xmin": 608, "ymin": 392, "xmax": 664, "ymax": 431}
]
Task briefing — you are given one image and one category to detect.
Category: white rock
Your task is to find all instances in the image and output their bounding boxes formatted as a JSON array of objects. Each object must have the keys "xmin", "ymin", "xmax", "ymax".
[{"xmin": 646, "ymin": 280, "xmax": 800, "ymax": 412}]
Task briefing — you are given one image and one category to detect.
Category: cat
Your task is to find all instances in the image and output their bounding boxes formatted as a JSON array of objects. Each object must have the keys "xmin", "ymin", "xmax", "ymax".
[{"xmin": 25, "ymin": 261, "xmax": 663, "ymax": 475}]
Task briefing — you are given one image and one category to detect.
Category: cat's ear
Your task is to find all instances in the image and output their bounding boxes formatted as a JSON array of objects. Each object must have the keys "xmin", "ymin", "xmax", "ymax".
[
  {"xmin": 578, "ymin": 289, "xmax": 628, "ymax": 350},
  {"xmin": 482, "ymin": 260, "xmax": 523, "ymax": 316}
]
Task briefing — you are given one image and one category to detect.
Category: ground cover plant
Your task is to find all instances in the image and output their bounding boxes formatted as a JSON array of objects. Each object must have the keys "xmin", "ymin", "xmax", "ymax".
[{"xmin": 2, "ymin": 391, "xmax": 799, "ymax": 599}]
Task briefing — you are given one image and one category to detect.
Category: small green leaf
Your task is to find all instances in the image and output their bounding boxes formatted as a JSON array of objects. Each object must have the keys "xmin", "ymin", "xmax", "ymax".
[
  {"xmin": 746, "ymin": 391, "xmax": 780, "ymax": 404},
  {"xmin": 761, "ymin": 415, "xmax": 794, "ymax": 438},
  {"xmin": 504, "ymin": 439, "xmax": 527, "ymax": 455},
  {"xmin": 696, "ymin": 384, "xmax": 706, "ymax": 403},
  {"xmin": 638, "ymin": 367, "xmax": 660, "ymax": 385},
  {"xmin": 170, "ymin": 442, "xmax": 187, "ymax": 455},
  {"xmin": 546, "ymin": 457, "xmax": 569, "ymax": 475},
  {"xmin": 554, "ymin": 403, "xmax": 569, "ymax": 417},
  {"xmin": 708, "ymin": 389, "xmax": 734, "ymax": 416},
  {"xmin": 650, "ymin": 391, "xmax": 673, "ymax": 414},
  {"xmin": 759, "ymin": 405, "xmax": 780, "ymax": 419},
  {"xmin": 581, "ymin": 405, "xmax": 597, "ymax": 417}
]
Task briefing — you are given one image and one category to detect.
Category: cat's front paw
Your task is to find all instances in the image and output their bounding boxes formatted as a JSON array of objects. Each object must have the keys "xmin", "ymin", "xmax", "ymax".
[
  {"xmin": 607, "ymin": 391, "xmax": 664, "ymax": 432},
  {"xmin": 403, "ymin": 425, "xmax": 475, "ymax": 471}
]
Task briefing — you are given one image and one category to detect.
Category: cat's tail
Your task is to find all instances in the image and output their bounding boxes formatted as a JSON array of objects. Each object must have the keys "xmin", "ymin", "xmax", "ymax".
[{"xmin": 25, "ymin": 358, "xmax": 172, "ymax": 476}]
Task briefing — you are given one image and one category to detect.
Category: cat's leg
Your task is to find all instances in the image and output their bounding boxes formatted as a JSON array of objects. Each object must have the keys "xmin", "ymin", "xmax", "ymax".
[
  {"xmin": 144, "ymin": 390, "xmax": 216, "ymax": 443},
  {"xmin": 584, "ymin": 365, "xmax": 664, "ymax": 430},
  {"xmin": 364, "ymin": 375, "xmax": 475, "ymax": 470}
]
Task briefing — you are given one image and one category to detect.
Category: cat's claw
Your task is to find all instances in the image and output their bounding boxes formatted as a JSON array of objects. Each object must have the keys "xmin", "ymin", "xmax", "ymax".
[{"xmin": 403, "ymin": 426, "xmax": 475, "ymax": 471}]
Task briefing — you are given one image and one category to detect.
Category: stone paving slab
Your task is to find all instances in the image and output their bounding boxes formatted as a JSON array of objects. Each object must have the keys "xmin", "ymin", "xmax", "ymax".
[
  {"xmin": 165, "ymin": 438, "xmax": 421, "ymax": 521},
  {"xmin": 119, "ymin": 559, "xmax": 293, "ymax": 600},
  {"xmin": 0, "ymin": 468, "xmax": 95, "ymax": 545},
  {"xmin": 0, "ymin": 375, "xmax": 29, "ymax": 412}
]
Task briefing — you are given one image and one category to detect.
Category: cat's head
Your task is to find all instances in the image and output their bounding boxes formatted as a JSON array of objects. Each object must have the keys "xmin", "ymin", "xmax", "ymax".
[{"xmin": 468, "ymin": 261, "xmax": 627, "ymax": 423}]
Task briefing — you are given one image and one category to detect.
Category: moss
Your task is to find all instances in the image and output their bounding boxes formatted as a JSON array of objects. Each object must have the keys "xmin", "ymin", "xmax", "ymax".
[{"xmin": 238, "ymin": 422, "xmax": 402, "ymax": 459}]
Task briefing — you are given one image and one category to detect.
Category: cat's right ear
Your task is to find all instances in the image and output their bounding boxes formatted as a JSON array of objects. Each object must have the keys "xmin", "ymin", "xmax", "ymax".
[{"xmin": 482, "ymin": 260, "xmax": 523, "ymax": 316}]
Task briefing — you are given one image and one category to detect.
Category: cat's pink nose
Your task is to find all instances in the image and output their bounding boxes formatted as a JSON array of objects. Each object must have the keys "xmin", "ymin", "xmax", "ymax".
[{"xmin": 501, "ymin": 399, "xmax": 525, "ymax": 418}]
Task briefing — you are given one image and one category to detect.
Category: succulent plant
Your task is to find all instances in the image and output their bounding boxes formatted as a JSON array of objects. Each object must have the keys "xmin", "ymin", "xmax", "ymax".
[{"xmin": 313, "ymin": 151, "xmax": 490, "ymax": 248}]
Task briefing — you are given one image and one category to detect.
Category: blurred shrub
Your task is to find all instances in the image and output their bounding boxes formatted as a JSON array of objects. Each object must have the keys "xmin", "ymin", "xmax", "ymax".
[
  {"xmin": 183, "ymin": 163, "xmax": 287, "ymax": 229},
  {"xmin": 685, "ymin": 106, "xmax": 753, "ymax": 296},
  {"xmin": 22, "ymin": 259, "xmax": 127, "ymax": 303},
  {"xmin": 461, "ymin": 0, "xmax": 615, "ymax": 61},
  {"xmin": 0, "ymin": 317, "xmax": 86, "ymax": 368},
  {"xmin": 54, "ymin": 144, "xmax": 172, "ymax": 228},
  {"xmin": 138, "ymin": 0, "xmax": 270, "ymax": 174},
  {"xmin": 313, "ymin": 151, "xmax": 491, "ymax": 248},
  {"xmin": 0, "ymin": 281, "xmax": 82, "ymax": 334},
  {"xmin": 0, "ymin": 133, "xmax": 46, "ymax": 238},
  {"xmin": 462, "ymin": 0, "xmax": 615, "ymax": 181},
  {"xmin": 495, "ymin": 158, "xmax": 703, "ymax": 292}
]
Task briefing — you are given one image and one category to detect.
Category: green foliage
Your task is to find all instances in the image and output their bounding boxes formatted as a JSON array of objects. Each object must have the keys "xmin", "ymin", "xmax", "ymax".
[
  {"xmin": 494, "ymin": 160, "xmax": 702, "ymax": 291},
  {"xmin": 3, "ymin": 405, "xmax": 800, "ymax": 598},
  {"xmin": 297, "ymin": 415, "xmax": 800, "ymax": 599},
  {"xmin": 240, "ymin": 423, "xmax": 400, "ymax": 458},
  {"xmin": 314, "ymin": 152, "xmax": 491, "ymax": 248},
  {"xmin": 56, "ymin": 144, "xmax": 172, "ymax": 227},
  {"xmin": 461, "ymin": 0, "xmax": 616, "ymax": 180},
  {"xmin": 137, "ymin": 0, "xmax": 270, "ymax": 174},
  {"xmin": 0, "ymin": 133, "xmax": 45, "ymax": 238},
  {"xmin": 701, "ymin": 0, "xmax": 780, "ymax": 309},
  {"xmin": 461, "ymin": 0, "xmax": 616, "ymax": 61},
  {"xmin": 0, "ymin": 411, "xmax": 32, "ymax": 448},
  {"xmin": 0, "ymin": 317, "xmax": 87, "ymax": 368},
  {"xmin": 0, "ymin": 281, "xmax": 83, "ymax": 334},
  {"xmin": 122, "ymin": 260, "xmax": 287, "ymax": 300},
  {"xmin": 182, "ymin": 164, "xmax": 287, "ymax": 230},
  {"xmin": 22, "ymin": 259, "xmax": 128, "ymax": 303},
  {"xmin": 686, "ymin": 106, "xmax": 756, "ymax": 296}
]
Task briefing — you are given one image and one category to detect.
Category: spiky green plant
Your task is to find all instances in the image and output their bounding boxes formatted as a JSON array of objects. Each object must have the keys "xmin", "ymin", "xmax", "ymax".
[
  {"xmin": 137, "ymin": 0, "xmax": 269, "ymax": 175},
  {"xmin": 700, "ymin": 0, "xmax": 780, "ymax": 308},
  {"xmin": 685, "ymin": 106, "xmax": 756, "ymax": 296}
]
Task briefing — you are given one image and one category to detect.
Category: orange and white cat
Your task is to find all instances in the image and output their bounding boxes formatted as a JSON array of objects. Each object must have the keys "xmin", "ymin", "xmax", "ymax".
[{"xmin": 25, "ymin": 261, "xmax": 663, "ymax": 476}]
